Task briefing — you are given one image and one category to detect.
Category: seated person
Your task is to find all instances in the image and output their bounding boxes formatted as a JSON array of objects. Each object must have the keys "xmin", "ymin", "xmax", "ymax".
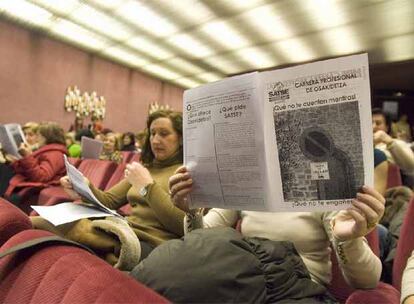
[
  {"xmin": 135, "ymin": 130, "xmax": 147, "ymax": 153},
  {"xmin": 66, "ymin": 128, "xmax": 95, "ymax": 158},
  {"xmin": 0, "ymin": 122, "xmax": 67, "ymax": 204},
  {"xmin": 32, "ymin": 110, "xmax": 185, "ymax": 262},
  {"xmin": 168, "ymin": 166, "xmax": 385, "ymax": 294},
  {"xmin": 65, "ymin": 132, "xmax": 80, "ymax": 158},
  {"xmin": 402, "ymin": 251, "xmax": 414, "ymax": 304},
  {"xmin": 372, "ymin": 108, "xmax": 414, "ymax": 182},
  {"xmin": 121, "ymin": 132, "xmax": 136, "ymax": 151},
  {"xmin": 99, "ymin": 132, "xmax": 123, "ymax": 164}
]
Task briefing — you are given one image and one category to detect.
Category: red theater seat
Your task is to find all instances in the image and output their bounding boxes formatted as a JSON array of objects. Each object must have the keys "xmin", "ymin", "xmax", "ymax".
[
  {"xmin": 36, "ymin": 159, "xmax": 117, "ymax": 209},
  {"xmin": 68, "ymin": 157, "xmax": 82, "ymax": 167},
  {"xmin": 387, "ymin": 163, "xmax": 403, "ymax": 189},
  {"xmin": 0, "ymin": 230, "xmax": 168, "ymax": 304},
  {"xmin": 0, "ymin": 198, "xmax": 32, "ymax": 246},
  {"xmin": 77, "ymin": 159, "xmax": 117, "ymax": 189},
  {"xmin": 393, "ymin": 196, "xmax": 414, "ymax": 292},
  {"xmin": 105, "ymin": 163, "xmax": 126, "ymax": 190},
  {"xmin": 120, "ymin": 151, "xmax": 135, "ymax": 163},
  {"xmin": 129, "ymin": 152, "xmax": 141, "ymax": 163},
  {"xmin": 329, "ymin": 228, "xmax": 399, "ymax": 303}
]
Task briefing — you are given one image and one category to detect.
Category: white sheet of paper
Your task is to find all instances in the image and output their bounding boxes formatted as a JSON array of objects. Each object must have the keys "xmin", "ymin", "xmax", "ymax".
[
  {"xmin": 32, "ymin": 203, "xmax": 113, "ymax": 226},
  {"xmin": 63, "ymin": 155, "xmax": 118, "ymax": 216},
  {"xmin": 81, "ymin": 137, "xmax": 103, "ymax": 159}
]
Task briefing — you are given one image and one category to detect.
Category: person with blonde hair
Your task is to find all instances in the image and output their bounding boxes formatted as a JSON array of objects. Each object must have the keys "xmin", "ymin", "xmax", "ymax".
[
  {"xmin": 22, "ymin": 121, "xmax": 39, "ymax": 151},
  {"xmin": 99, "ymin": 132, "xmax": 123, "ymax": 164}
]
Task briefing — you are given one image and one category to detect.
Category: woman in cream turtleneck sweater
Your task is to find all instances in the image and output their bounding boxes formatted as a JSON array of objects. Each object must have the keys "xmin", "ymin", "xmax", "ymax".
[{"xmin": 169, "ymin": 166, "xmax": 385, "ymax": 291}]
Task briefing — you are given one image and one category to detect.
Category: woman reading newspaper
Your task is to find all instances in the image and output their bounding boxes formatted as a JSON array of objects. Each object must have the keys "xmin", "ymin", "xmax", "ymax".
[
  {"xmin": 0, "ymin": 122, "xmax": 67, "ymax": 205},
  {"xmin": 155, "ymin": 166, "xmax": 385, "ymax": 303},
  {"xmin": 32, "ymin": 110, "xmax": 185, "ymax": 267}
]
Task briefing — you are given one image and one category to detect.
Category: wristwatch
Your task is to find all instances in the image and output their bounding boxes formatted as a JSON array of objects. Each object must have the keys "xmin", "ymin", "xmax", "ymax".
[{"xmin": 139, "ymin": 184, "xmax": 152, "ymax": 197}]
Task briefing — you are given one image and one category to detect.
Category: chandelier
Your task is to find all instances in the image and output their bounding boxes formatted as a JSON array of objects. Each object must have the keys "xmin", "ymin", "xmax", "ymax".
[{"xmin": 64, "ymin": 86, "xmax": 106, "ymax": 120}]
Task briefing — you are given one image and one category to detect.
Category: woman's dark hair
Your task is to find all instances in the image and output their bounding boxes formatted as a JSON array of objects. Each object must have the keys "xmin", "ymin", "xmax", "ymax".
[
  {"xmin": 141, "ymin": 110, "xmax": 183, "ymax": 165},
  {"xmin": 38, "ymin": 122, "xmax": 66, "ymax": 145},
  {"xmin": 122, "ymin": 132, "xmax": 136, "ymax": 146},
  {"xmin": 372, "ymin": 107, "xmax": 392, "ymax": 130},
  {"xmin": 75, "ymin": 128, "xmax": 94, "ymax": 141}
]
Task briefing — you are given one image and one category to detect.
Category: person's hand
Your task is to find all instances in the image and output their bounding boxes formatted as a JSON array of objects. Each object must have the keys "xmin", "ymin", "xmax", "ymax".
[
  {"xmin": 373, "ymin": 130, "xmax": 393, "ymax": 146},
  {"xmin": 168, "ymin": 166, "xmax": 193, "ymax": 213},
  {"xmin": 124, "ymin": 162, "xmax": 153, "ymax": 190},
  {"xmin": 18, "ymin": 142, "xmax": 32, "ymax": 157},
  {"xmin": 404, "ymin": 295, "xmax": 414, "ymax": 304},
  {"xmin": 60, "ymin": 176, "xmax": 81, "ymax": 200},
  {"xmin": 5, "ymin": 154, "xmax": 18, "ymax": 163},
  {"xmin": 332, "ymin": 185, "xmax": 385, "ymax": 241}
]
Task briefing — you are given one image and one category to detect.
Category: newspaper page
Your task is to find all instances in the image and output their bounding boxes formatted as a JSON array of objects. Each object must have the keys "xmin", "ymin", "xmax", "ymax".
[
  {"xmin": 63, "ymin": 155, "xmax": 119, "ymax": 216},
  {"xmin": 81, "ymin": 136, "xmax": 103, "ymax": 159},
  {"xmin": 0, "ymin": 124, "xmax": 26, "ymax": 158},
  {"xmin": 183, "ymin": 72, "xmax": 269, "ymax": 211},
  {"xmin": 261, "ymin": 53, "xmax": 372, "ymax": 211}
]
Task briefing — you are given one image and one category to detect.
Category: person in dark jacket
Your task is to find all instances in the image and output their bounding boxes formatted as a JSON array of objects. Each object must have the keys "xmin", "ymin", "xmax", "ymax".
[
  {"xmin": 0, "ymin": 122, "xmax": 67, "ymax": 204},
  {"xmin": 121, "ymin": 132, "xmax": 136, "ymax": 152}
]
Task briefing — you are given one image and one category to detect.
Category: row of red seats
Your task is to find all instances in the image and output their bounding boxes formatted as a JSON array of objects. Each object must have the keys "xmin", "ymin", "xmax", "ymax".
[
  {"xmin": 29, "ymin": 152, "xmax": 141, "ymax": 215},
  {"xmin": 0, "ymin": 196, "xmax": 403, "ymax": 303},
  {"xmin": 0, "ymin": 198, "xmax": 168, "ymax": 303}
]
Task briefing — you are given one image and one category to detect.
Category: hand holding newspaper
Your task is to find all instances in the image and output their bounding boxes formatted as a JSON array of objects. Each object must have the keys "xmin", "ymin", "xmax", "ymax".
[
  {"xmin": 183, "ymin": 54, "xmax": 373, "ymax": 212},
  {"xmin": 32, "ymin": 155, "xmax": 120, "ymax": 225}
]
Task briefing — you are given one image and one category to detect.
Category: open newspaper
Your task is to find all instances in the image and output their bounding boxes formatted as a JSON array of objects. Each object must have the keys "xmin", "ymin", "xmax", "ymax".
[
  {"xmin": 183, "ymin": 54, "xmax": 373, "ymax": 212},
  {"xmin": 32, "ymin": 155, "xmax": 120, "ymax": 225},
  {"xmin": 0, "ymin": 124, "xmax": 26, "ymax": 158}
]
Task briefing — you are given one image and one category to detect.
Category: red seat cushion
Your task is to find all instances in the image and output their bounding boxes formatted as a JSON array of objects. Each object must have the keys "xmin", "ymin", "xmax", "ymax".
[
  {"xmin": 0, "ymin": 198, "xmax": 32, "ymax": 246},
  {"xmin": 0, "ymin": 230, "xmax": 168, "ymax": 304},
  {"xmin": 346, "ymin": 282, "xmax": 400, "ymax": 304},
  {"xmin": 393, "ymin": 197, "xmax": 414, "ymax": 291},
  {"xmin": 387, "ymin": 163, "xmax": 403, "ymax": 188}
]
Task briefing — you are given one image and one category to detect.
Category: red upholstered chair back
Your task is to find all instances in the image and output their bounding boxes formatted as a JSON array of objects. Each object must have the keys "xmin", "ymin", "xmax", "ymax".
[
  {"xmin": 120, "ymin": 151, "xmax": 135, "ymax": 163},
  {"xmin": 393, "ymin": 197, "xmax": 414, "ymax": 291},
  {"xmin": 129, "ymin": 152, "xmax": 141, "ymax": 163},
  {"xmin": 35, "ymin": 159, "xmax": 118, "ymax": 212},
  {"xmin": 105, "ymin": 163, "xmax": 126, "ymax": 190},
  {"xmin": 78, "ymin": 159, "xmax": 117, "ymax": 189},
  {"xmin": 387, "ymin": 163, "xmax": 403, "ymax": 189},
  {"xmin": 68, "ymin": 157, "xmax": 82, "ymax": 167},
  {"xmin": 0, "ymin": 198, "xmax": 32, "ymax": 246},
  {"xmin": 0, "ymin": 229, "xmax": 169, "ymax": 304},
  {"xmin": 328, "ymin": 228, "xmax": 379, "ymax": 302}
]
